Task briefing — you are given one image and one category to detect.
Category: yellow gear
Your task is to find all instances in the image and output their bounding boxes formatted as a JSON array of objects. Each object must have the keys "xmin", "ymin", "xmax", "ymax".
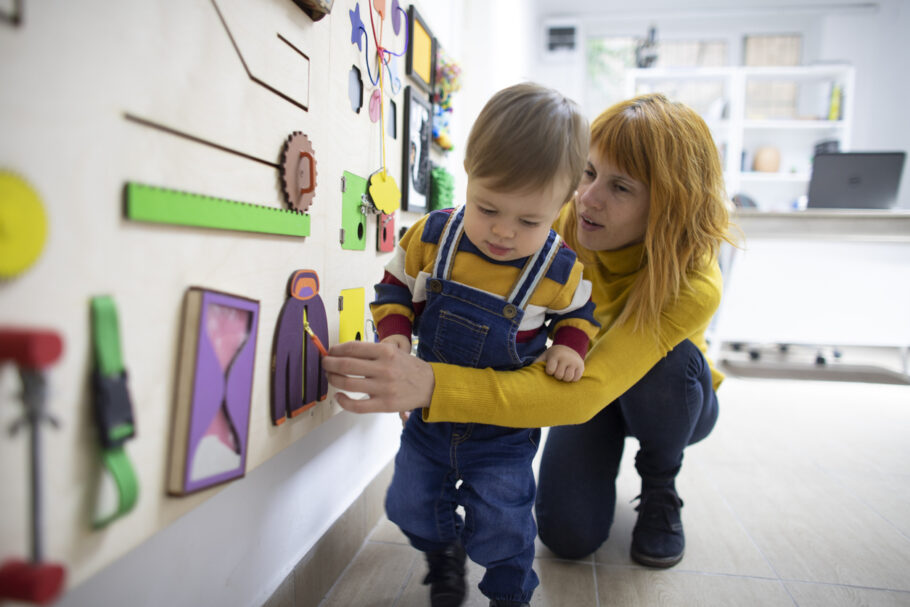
[{"xmin": 0, "ymin": 172, "xmax": 48, "ymax": 278}]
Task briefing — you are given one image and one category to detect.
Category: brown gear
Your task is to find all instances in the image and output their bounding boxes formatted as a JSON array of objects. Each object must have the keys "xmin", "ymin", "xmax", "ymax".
[{"xmin": 280, "ymin": 132, "xmax": 318, "ymax": 212}]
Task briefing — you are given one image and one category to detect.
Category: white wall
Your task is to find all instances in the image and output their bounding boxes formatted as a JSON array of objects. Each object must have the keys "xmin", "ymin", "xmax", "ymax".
[
  {"xmin": 426, "ymin": 0, "xmax": 535, "ymax": 212},
  {"xmin": 818, "ymin": 1, "xmax": 910, "ymax": 207},
  {"xmin": 57, "ymin": 410, "xmax": 402, "ymax": 607},
  {"xmin": 532, "ymin": 0, "xmax": 910, "ymax": 208}
]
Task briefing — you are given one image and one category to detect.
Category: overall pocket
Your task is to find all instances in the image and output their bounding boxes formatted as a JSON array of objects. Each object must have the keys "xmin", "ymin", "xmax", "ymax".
[{"xmin": 432, "ymin": 309, "xmax": 489, "ymax": 367}]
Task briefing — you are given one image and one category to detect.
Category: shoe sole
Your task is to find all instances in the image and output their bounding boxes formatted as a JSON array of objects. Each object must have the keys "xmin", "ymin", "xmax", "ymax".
[
  {"xmin": 429, "ymin": 589, "xmax": 466, "ymax": 607},
  {"xmin": 630, "ymin": 548, "xmax": 684, "ymax": 569}
]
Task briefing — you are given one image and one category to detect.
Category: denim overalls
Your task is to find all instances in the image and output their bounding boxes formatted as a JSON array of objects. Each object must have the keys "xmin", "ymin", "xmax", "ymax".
[
  {"xmin": 416, "ymin": 204, "xmax": 560, "ymax": 368},
  {"xmin": 385, "ymin": 206, "xmax": 561, "ymax": 603}
]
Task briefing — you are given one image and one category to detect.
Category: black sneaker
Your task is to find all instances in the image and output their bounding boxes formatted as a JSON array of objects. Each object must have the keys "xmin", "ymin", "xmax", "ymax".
[
  {"xmin": 423, "ymin": 542, "xmax": 467, "ymax": 607},
  {"xmin": 630, "ymin": 488, "xmax": 685, "ymax": 568},
  {"xmin": 489, "ymin": 601, "xmax": 530, "ymax": 607}
]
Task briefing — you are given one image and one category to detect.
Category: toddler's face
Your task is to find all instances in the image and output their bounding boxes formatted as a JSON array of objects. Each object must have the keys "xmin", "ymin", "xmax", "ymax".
[{"xmin": 463, "ymin": 176, "xmax": 568, "ymax": 262}]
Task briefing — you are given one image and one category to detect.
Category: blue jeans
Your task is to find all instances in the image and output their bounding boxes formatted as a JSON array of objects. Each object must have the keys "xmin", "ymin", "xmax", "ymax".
[
  {"xmin": 535, "ymin": 339, "xmax": 719, "ymax": 559},
  {"xmin": 386, "ymin": 415, "xmax": 541, "ymax": 602}
]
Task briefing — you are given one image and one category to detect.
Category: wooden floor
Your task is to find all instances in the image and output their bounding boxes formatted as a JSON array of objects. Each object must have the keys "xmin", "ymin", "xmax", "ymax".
[{"xmin": 317, "ymin": 350, "xmax": 910, "ymax": 606}]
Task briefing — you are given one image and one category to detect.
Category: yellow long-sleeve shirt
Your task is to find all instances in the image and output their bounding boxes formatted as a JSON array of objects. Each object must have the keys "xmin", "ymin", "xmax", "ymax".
[
  {"xmin": 424, "ymin": 203, "xmax": 725, "ymax": 428},
  {"xmin": 371, "ymin": 209, "xmax": 600, "ymax": 355}
]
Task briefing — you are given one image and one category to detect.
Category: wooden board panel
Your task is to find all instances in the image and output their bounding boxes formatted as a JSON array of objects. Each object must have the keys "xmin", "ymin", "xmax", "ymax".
[{"xmin": 0, "ymin": 0, "xmax": 408, "ymax": 589}]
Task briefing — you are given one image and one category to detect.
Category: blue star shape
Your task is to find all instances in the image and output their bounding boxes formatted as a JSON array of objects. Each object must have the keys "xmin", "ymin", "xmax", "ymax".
[{"xmin": 349, "ymin": 3, "xmax": 365, "ymax": 51}]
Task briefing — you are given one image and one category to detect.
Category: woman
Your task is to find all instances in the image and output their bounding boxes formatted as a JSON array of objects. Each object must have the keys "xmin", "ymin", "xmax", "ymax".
[{"xmin": 324, "ymin": 93, "xmax": 734, "ymax": 568}]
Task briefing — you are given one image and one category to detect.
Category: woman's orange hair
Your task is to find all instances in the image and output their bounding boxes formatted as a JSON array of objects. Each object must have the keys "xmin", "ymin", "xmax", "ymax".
[{"xmin": 589, "ymin": 93, "xmax": 735, "ymax": 332}]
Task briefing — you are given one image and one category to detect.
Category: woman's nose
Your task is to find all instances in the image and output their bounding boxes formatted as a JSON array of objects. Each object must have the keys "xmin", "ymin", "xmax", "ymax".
[{"xmin": 578, "ymin": 185, "xmax": 604, "ymax": 211}]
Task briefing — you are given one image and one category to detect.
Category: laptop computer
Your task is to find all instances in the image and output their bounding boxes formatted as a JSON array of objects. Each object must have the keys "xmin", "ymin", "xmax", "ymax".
[{"xmin": 807, "ymin": 152, "xmax": 906, "ymax": 209}]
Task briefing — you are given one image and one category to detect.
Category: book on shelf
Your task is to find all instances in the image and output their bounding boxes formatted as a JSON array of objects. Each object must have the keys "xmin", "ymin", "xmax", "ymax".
[{"xmin": 828, "ymin": 83, "xmax": 843, "ymax": 121}]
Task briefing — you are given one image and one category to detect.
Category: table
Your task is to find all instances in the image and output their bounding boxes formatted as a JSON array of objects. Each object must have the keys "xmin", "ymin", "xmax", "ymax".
[{"xmin": 708, "ymin": 209, "xmax": 910, "ymax": 373}]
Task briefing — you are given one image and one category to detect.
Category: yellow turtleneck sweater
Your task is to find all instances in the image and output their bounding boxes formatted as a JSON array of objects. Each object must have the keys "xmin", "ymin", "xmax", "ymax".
[{"xmin": 424, "ymin": 203, "xmax": 725, "ymax": 428}]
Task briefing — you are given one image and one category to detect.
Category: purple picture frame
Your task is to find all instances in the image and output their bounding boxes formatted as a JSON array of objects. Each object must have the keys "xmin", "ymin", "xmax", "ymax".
[{"xmin": 176, "ymin": 289, "xmax": 259, "ymax": 494}]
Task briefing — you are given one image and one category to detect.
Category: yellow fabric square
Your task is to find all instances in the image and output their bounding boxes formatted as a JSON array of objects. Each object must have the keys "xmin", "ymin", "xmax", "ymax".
[
  {"xmin": 339, "ymin": 287, "xmax": 367, "ymax": 342},
  {"xmin": 412, "ymin": 21, "xmax": 432, "ymax": 86}
]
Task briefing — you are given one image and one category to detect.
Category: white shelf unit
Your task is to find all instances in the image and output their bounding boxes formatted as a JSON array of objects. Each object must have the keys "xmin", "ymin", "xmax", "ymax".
[{"xmin": 627, "ymin": 65, "xmax": 855, "ymax": 210}]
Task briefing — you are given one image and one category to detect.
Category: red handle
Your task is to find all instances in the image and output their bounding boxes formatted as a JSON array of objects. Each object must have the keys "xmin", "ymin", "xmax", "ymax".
[{"xmin": 0, "ymin": 328, "xmax": 64, "ymax": 370}]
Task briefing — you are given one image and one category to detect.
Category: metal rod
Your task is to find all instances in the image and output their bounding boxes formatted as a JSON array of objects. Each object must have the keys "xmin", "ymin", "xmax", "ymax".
[{"xmin": 20, "ymin": 370, "xmax": 49, "ymax": 564}]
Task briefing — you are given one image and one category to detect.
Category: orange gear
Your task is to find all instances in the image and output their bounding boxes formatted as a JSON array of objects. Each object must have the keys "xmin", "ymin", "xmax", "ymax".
[{"xmin": 279, "ymin": 132, "xmax": 318, "ymax": 212}]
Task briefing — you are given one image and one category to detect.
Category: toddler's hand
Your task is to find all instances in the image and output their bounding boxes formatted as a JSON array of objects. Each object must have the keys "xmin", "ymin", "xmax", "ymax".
[{"xmin": 539, "ymin": 345, "xmax": 585, "ymax": 382}]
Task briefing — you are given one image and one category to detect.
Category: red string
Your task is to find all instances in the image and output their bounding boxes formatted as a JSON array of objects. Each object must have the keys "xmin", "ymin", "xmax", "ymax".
[{"xmin": 367, "ymin": 0, "xmax": 386, "ymax": 69}]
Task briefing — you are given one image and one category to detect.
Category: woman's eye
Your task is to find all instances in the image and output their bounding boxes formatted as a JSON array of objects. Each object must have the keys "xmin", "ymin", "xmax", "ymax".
[{"xmin": 582, "ymin": 169, "xmax": 596, "ymax": 180}]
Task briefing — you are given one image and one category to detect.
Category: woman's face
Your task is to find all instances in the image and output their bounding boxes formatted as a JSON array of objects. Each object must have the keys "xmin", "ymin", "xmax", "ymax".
[{"xmin": 574, "ymin": 147, "xmax": 650, "ymax": 252}]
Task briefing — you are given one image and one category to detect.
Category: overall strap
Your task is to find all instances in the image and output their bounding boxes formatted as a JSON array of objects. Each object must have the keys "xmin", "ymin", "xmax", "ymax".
[
  {"xmin": 508, "ymin": 230, "xmax": 561, "ymax": 309},
  {"xmin": 432, "ymin": 207, "xmax": 465, "ymax": 280}
]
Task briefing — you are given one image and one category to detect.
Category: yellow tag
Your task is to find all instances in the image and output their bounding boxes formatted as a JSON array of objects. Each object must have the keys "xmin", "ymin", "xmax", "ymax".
[
  {"xmin": 302, "ymin": 307, "xmax": 328, "ymax": 356},
  {"xmin": 338, "ymin": 287, "xmax": 366, "ymax": 343},
  {"xmin": 368, "ymin": 170, "xmax": 401, "ymax": 214},
  {"xmin": 0, "ymin": 172, "xmax": 48, "ymax": 278}
]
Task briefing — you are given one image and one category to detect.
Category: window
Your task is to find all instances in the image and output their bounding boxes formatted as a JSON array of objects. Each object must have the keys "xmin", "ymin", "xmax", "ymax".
[
  {"xmin": 586, "ymin": 37, "xmax": 637, "ymax": 118},
  {"xmin": 656, "ymin": 40, "xmax": 727, "ymax": 68},
  {"xmin": 586, "ymin": 31, "xmax": 806, "ymax": 119},
  {"xmin": 586, "ymin": 35, "xmax": 729, "ymax": 117},
  {"xmin": 744, "ymin": 34, "xmax": 801, "ymax": 66},
  {"xmin": 743, "ymin": 34, "xmax": 802, "ymax": 119}
]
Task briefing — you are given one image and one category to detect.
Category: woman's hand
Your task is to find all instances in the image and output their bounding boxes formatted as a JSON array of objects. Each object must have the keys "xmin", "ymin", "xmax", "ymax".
[{"xmin": 323, "ymin": 341, "xmax": 435, "ymax": 414}]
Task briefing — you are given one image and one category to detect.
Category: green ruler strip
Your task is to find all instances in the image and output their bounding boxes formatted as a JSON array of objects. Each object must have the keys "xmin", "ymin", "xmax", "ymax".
[{"xmin": 125, "ymin": 182, "xmax": 310, "ymax": 237}]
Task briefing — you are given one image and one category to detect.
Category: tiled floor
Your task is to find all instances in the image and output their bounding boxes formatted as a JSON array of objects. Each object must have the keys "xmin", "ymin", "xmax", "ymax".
[{"xmin": 318, "ymin": 349, "xmax": 910, "ymax": 606}]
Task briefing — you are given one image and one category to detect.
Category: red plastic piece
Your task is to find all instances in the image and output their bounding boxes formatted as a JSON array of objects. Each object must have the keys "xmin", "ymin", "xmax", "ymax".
[
  {"xmin": 0, "ymin": 329, "xmax": 64, "ymax": 370},
  {"xmin": 0, "ymin": 559, "xmax": 66, "ymax": 605}
]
